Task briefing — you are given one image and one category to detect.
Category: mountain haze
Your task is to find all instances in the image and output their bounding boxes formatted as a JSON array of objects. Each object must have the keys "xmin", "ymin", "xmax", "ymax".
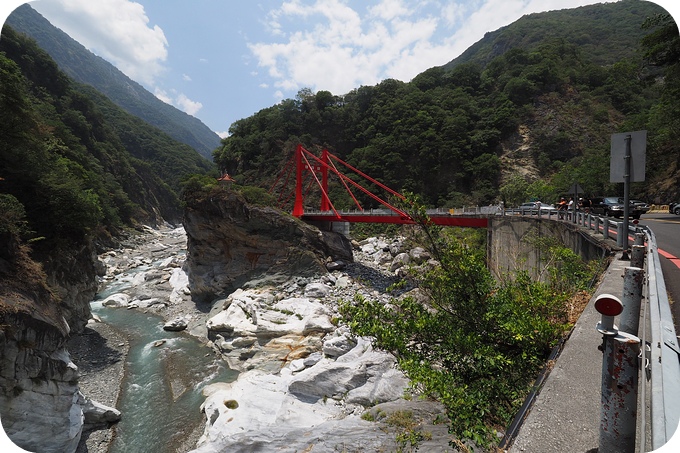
[{"xmin": 6, "ymin": 4, "xmax": 221, "ymax": 161}]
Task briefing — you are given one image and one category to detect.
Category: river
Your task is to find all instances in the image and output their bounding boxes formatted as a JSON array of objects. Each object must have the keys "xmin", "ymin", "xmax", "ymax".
[{"xmin": 91, "ymin": 253, "xmax": 237, "ymax": 452}]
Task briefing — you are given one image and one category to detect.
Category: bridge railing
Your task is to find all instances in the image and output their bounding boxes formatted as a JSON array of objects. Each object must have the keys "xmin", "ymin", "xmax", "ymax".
[{"xmin": 447, "ymin": 205, "xmax": 503, "ymax": 215}]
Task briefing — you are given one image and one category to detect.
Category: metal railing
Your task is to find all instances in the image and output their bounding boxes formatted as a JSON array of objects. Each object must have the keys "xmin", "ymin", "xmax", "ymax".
[{"xmin": 640, "ymin": 225, "xmax": 680, "ymax": 451}]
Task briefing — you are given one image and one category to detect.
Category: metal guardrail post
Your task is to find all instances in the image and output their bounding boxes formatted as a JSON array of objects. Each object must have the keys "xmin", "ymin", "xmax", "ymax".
[
  {"xmin": 603, "ymin": 218, "xmax": 610, "ymax": 240},
  {"xmin": 631, "ymin": 245, "xmax": 645, "ymax": 269},
  {"xmin": 595, "ymin": 294, "xmax": 640, "ymax": 453},
  {"xmin": 617, "ymin": 222, "xmax": 624, "ymax": 247},
  {"xmin": 620, "ymin": 267, "xmax": 644, "ymax": 336},
  {"xmin": 634, "ymin": 233, "xmax": 645, "ymax": 246}
]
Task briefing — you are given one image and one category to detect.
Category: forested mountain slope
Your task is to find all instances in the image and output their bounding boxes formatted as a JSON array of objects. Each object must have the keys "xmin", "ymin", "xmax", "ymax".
[
  {"xmin": 214, "ymin": 0, "xmax": 678, "ymax": 208},
  {"xmin": 443, "ymin": 0, "xmax": 664, "ymax": 70},
  {"xmin": 0, "ymin": 24, "xmax": 215, "ymax": 244},
  {"xmin": 6, "ymin": 4, "xmax": 221, "ymax": 161}
]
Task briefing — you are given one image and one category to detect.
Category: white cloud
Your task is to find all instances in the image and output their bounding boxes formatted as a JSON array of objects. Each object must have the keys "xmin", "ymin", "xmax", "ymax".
[
  {"xmin": 249, "ymin": 0, "xmax": 465, "ymax": 97},
  {"xmin": 154, "ymin": 88, "xmax": 202, "ymax": 116},
  {"xmin": 176, "ymin": 94, "xmax": 203, "ymax": 116},
  {"xmin": 154, "ymin": 87, "xmax": 173, "ymax": 104},
  {"xmin": 367, "ymin": 0, "xmax": 411, "ymax": 21},
  {"xmin": 182, "ymin": 74, "xmax": 192, "ymax": 81},
  {"xmin": 32, "ymin": 0, "xmax": 168, "ymax": 86},
  {"xmin": 216, "ymin": 131, "xmax": 230, "ymax": 139},
  {"xmin": 250, "ymin": 0, "xmax": 679, "ymax": 100}
]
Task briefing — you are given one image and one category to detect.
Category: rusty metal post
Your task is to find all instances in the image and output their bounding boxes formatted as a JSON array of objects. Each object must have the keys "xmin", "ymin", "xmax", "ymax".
[
  {"xmin": 634, "ymin": 233, "xmax": 645, "ymax": 246},
  {"xmin": 595, "ymin": 294, "xmax": 640, "ymax": 453},
  {"xmin": 600, "ymin": 331, "xmax": 641, "ymax": 452},
  {"xmin": 620, "ymin": 267, "xmax": 644, "ymax": 336},
  {"xmin": 630, "ymin": 245, "xmax": 645, "ymax": 269}
]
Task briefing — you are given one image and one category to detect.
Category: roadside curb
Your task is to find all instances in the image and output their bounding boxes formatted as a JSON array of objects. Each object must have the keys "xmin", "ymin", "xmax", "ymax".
[{"xmin": 508, "ymin": 252, "xmax": 629, "ymax": 452}]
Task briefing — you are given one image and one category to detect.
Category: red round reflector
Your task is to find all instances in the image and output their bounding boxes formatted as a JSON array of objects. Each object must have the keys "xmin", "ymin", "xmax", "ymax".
[{"xmin": 594, "ymin": 294, "xmax": 623, "ymax": 316}]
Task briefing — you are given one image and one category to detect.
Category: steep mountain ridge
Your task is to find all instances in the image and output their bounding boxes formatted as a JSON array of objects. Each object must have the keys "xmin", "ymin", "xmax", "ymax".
[
  {"xmin": 443, "ymin": 0, "xmax": 667, "ymax": 70},
  {"xmin": 6, "ymin": 4, "xmax": 222, "ymax": 161}
]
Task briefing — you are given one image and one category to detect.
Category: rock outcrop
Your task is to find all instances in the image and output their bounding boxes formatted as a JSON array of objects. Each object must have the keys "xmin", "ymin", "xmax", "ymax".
[
  {"xmin": 182, "ymin": 187, "xmax": 353, "ymax": 303},
  {"xmin": 32, "ymin": 239, "xmax": 104, "ymax": 335},
  {"xmin": 187, "ymin": 230, "xmax": 451, "ymax": 452},
  {"xmin": 0, "ymin": 311, "xmax": 84, "ymax": 452},
  {"xmin": 0, "ymin": 241, "xmax": 84, "ymax": 452},
  {"xmin": 0, "ymin": 234, "xmax": 112, "ymax": 452},
  {"xmin": 162, "ymin": 186, "xmax": 452, "ymax": 450}
]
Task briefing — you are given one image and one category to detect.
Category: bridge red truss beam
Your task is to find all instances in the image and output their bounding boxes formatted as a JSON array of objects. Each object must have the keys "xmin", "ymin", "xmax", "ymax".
[{"xmin": 280, "ymin": 144, "xmax": 409, "ymax": 220}]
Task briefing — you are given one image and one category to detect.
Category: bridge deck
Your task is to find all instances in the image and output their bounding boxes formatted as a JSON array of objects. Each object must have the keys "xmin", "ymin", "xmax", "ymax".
[{"xmin": 300, "ymin": 210, "xmax": 490, "ymax": 228}]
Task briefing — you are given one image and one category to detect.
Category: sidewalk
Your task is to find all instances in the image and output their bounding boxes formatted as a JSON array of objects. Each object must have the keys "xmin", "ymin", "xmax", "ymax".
[{"xmin": 509, "ymin": 251, "xmax": 630, "ymax": 453}]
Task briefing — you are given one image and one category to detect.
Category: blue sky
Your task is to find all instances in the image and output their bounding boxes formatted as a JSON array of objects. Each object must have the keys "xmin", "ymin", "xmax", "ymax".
[{"xmin": 1, "ymin": 0, "xmax": 679, "ymax": 138}]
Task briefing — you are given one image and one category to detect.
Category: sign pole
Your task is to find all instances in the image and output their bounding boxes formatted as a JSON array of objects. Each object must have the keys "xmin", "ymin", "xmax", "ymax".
[
  {"xmin": 610, "ymin": 130, "xmax": 645, "ymax": 256},
  {"xmin": 622, "ymin": 135, "xmax": 632, "ymax": 252}
]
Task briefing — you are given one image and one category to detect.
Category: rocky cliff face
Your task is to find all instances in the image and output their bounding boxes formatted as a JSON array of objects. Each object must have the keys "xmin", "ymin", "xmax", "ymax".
[
  {"xmin": 35, "ymin": 240, "xmax": 104, "ymax": 334},
  {"xmin": 0, "ymin": 241, "xmax": 83, "ymax": 452},
  {"xmin": 0, "ymin": 234, "xmax": 110, "ymax": 452},
  {"xmin": 0, "ymin": 312, "xmax": 83, "ymax": 452},
  {"xmin": 182, "ymin": 187, "xmax": 353, "ymax": 303}
]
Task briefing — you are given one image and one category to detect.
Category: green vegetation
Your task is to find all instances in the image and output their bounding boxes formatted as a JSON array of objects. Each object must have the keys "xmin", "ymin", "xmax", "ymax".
[
  {"xmin": 0, "ymin": 194, "xmax": 29, "ymax": 237},
  {"xmin": 0, "ymin": 25, "xmax": 216, "ymax": 248},
  {"xmin": 214, "ymin": 1, "xmax": 677, "ymax": 208},
  {"xmin": 236, "ymin": 185, "xmax": 277, "ymax": 207},
  {"xmin": 445, "ymin": 0, "xmax": 664, "ymax": 70},
  {"xmin": 7, "ymin": 5, "xmax": 221, "ymax": 160},
  {"xmin": 224, "ymin": 399, "xmax": 239, "ymax": 410},
  {"xmin": 340, "ymin": 202, "xmax": 598, "ymax": 448}
]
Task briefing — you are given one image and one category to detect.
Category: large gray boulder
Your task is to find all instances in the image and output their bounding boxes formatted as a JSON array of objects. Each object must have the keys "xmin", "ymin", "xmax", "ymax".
[{"xmin": 182, "ymin": 188, "xmax": 353, "ymax": 303}]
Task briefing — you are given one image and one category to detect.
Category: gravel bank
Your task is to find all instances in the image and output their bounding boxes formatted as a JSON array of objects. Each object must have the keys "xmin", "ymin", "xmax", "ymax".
[{"xmin": 68, "ymin": 320, "xmax": 128, "ymax": 453}]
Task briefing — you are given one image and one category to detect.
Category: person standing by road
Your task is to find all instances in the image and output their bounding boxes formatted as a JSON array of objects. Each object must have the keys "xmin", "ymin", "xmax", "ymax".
[
  {"xmin": 567, "ymin": 198, "xmax": 574, "ymax": 219},
  {"xmin": 558, "ymin": 197, "xmax": 567, "ymax": 219}
]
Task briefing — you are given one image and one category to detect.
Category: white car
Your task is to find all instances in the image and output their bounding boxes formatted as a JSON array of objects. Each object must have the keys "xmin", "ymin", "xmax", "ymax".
[{"xmin": 517, "ymin": 202, "xmax": 557, "ymax": 215}]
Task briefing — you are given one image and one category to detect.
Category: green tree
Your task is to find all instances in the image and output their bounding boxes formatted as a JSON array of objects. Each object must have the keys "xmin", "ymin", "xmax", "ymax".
[{"xmin": 340, "ymin": 199, "xmax": 588, "ymax": 448}]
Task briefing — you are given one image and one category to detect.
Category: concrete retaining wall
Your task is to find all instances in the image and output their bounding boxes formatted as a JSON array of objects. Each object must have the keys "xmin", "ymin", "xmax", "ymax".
[{"xmin": 487, "ymin": 216, "xmax": 614, "ymax": 280}]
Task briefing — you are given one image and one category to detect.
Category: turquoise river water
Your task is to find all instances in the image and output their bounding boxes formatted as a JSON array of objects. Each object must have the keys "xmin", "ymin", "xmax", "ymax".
[{"xmin": 91, "ymin": 266, "xmax": 237, "ymax": 452}]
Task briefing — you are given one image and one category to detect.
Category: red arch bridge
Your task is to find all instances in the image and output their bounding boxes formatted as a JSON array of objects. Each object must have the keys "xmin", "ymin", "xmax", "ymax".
[{"xmin": 269, "ymin": 144, "xmax": 491, "ymax": 229}]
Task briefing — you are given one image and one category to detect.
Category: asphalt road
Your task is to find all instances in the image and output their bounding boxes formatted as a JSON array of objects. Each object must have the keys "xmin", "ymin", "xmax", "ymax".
[{"xmin": 638, "ymin": 212, "xmax": 680, "ymax": 332}]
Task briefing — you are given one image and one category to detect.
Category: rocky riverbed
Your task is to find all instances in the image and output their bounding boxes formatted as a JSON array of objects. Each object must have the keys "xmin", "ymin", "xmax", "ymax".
[{"xmin": 69, "ymin": 225, "xmax": 455, "ymax": 452}]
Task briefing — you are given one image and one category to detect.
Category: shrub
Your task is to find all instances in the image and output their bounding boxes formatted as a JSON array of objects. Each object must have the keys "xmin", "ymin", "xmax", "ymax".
[
  {"xmin": 236, "ymin": 185, "xmax": 276, "ymax": 207},
  {"xmin": 0, "ymin": 194, "xmax": 29, "ymax": 236},
  {"xmin": 340, "ymin": 199, "xmax": 591, "ymax": 448}
]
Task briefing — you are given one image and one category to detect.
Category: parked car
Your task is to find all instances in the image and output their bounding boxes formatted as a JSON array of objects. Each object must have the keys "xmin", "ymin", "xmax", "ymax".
[
  {"xmin": 624, "ymin": 199, "xmax": 650, "ymax": 215},
  {"xmin": 590, "ymin": 197, "xmax": 645, "ymax": 219},
  {"xmin": 670, "ymin": 202, "xmax": 680, "ymax": 215},
  {"xmin": 516, "ymin": 202, "xmax": 557, "ymax": 215}
]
